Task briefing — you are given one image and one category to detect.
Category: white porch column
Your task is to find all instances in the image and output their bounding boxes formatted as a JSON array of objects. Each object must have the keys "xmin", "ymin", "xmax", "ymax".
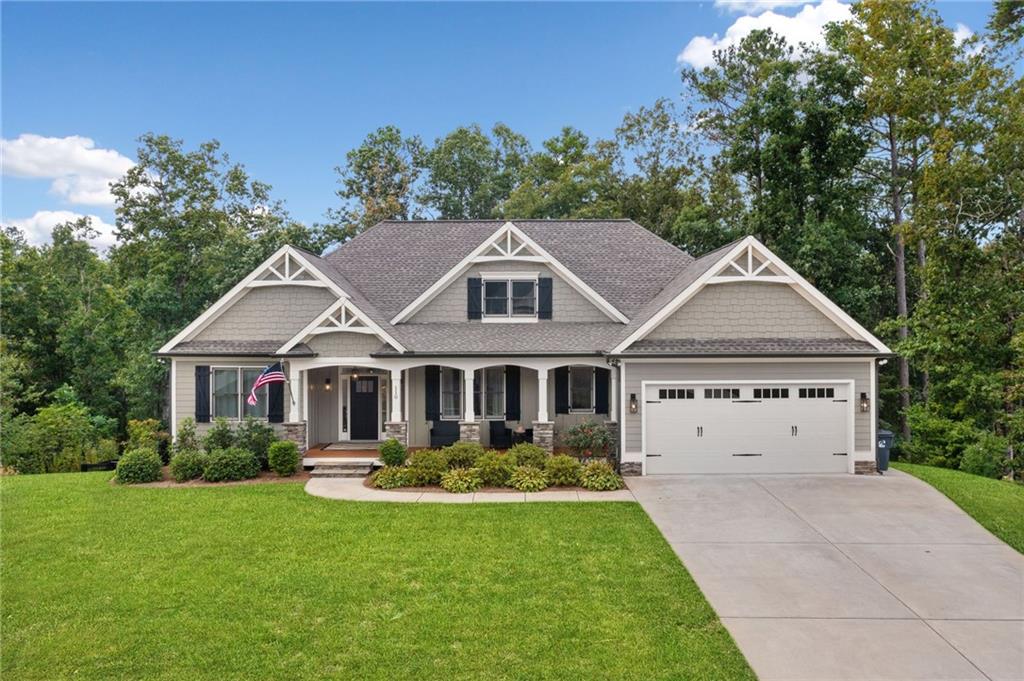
[
  {"xmin": 537, "ymin": 369, "xmax": 549, "ymax": 422},
  {"xmin": 390, "ymin": 369, "xmax": 403, "ymax": 422},
  {"xmin": 609, "ymin": 365, "xmax": 619, "ymax": 419},
  {"xmin": 463, "ymin": 370, "xmax": 475, "ymax": 422},
  {"xmin": 288, "ymin": 364, "xmax": 301, "ymax": 423}
]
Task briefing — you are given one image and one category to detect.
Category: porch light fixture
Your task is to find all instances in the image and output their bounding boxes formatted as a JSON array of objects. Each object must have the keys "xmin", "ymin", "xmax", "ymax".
[
  {"xmin": 859, "ymin": 392, "xmax": 870, "ymax": 413},
  {"xmin": 629, "ymin": 393, "xmax": 638, "ymax": 414},
  {"xmin": 350, "ymin": 371, "xmax": 359, "ymax": 380},
  {"xmin": 324, "ymin": 377, "xmax": 332, "ymax": 392}
]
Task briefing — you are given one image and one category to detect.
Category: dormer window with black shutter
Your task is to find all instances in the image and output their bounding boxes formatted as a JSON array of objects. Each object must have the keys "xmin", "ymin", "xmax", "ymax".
[{"xmin": 469, "ymin": 272, "xmax": 551, "ymax": 323}]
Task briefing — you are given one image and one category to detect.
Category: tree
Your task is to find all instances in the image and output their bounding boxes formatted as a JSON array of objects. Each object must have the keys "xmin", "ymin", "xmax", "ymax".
[{"xmin": 325, "ymin": 125, "xmax": 425, "ymax": 237}]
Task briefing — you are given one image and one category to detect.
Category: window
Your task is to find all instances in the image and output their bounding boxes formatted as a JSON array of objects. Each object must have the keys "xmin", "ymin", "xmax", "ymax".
[
  {"xmin": 659, "ymin": 388, "xmax": 695, "ymax": 400},
  {"xmin": 704, "ymin": 388, "xmax": 741, "ymax": 400},
  {"xmin": 753, "ymin": 388, "xmax": 789, "ymax": 399},
  {"xmin": 569, "ymin": 366, "xmax": 594, "ymax": 412},
  {"xmin": 799, "ymin": 387, "xmax": 835, "ymax": 399},
  {"xmin": 213, "ymin": 367, "xmax": 267, "ymax": 420},
  {"xmin": 482, "ymin": 367, "xmax": 505, "ymax": 419},
  {"xmin": 482, "ymin": 278, "xmax": 536, "ymax": 318},
  {"xmin": 441, "ymin": 367, "xmax": 462, "ymax": 419}
]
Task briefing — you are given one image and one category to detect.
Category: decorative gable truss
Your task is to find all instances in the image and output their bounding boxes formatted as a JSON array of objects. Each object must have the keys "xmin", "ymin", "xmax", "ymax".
[
  {"xmin": 276, "ymin": 298, "xmax": 390, "ymax": 355},
  {"xmin": 391, "ymin": 221, "xmax": 629, "ymax": 324},
  {"xmin": 158, "ymin": 245, "xmax": 405, "ymax": 355},
  {"xmin": 611, "ymin": 236, "xmax": 892, "ymax": 354}
]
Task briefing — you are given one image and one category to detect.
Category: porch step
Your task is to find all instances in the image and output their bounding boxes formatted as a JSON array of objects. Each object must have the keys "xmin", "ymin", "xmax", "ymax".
[{"xmin": 309, "ymin": 461, "xmax": 376, "ymax": 478}]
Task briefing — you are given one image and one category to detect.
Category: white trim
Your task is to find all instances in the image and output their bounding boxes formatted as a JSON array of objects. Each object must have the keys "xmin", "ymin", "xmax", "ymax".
[
  {"xmin": 481, "ymin": 276, "xmax": 539, "ymax": 321},
  {"xmin": 480, "ymin": 271, "xmax": 540, "ymax": 280},
  {"xmin": 567, "ymin": 365, "xmax": 596, "ymax": 413},
  {"xmin": 611, "ymin": 236, "xmax": 892, "ymax": 355},
  {"xmin": 869, "ymin": 359, "xmax": 877, "ymax": 465},
  {"xmin": 209, "ymin": 365, "xmax": 271, "ymax": 422},
  {"xmin": 170, "ymin": 358, "xmax": 177, "ymax": 442},
  {"xmin": 277, "ymin": 297, "xmax": 406, "ymax": 355},
  {"xmin": 639, "ymin": 378, "xmax": 857, "ymax": 474},
  {"xmin": 390, "ymin": 221, "xmax": 629, "ymax": 324},
  {"xmin": 440, "ymin": 367, "xmax": 464, "ymax": 421}
]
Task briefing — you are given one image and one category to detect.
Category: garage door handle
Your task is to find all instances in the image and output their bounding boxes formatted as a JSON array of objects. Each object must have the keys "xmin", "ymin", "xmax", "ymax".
[
  {"xmin": 697, "ymin": 426, "xmax": 703, "ymax": 437},
  {"xmin": 791, "ymin": 425, "xmax": 798, "ymax": 436}
]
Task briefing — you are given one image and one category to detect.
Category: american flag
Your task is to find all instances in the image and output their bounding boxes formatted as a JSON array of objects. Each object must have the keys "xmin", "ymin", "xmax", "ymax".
[{"xmin": 247, "ymin": 362, "xmax": 287, "ymax": 406}]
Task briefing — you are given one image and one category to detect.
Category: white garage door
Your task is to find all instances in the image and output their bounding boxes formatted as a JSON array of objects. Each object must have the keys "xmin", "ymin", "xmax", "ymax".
[{"xmin": 644, "ymin": 383, "xmax": 850, "ymax": 474}]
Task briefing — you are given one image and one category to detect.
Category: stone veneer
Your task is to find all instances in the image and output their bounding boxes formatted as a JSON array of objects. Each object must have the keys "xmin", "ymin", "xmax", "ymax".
[
  {"xmin": 534, "ymin": 422, "xmax": 554, "ymax": 453},
  {"xmin": 384, "ymin": 421, "xmax": 408, "ymax": 446},
  {"xmin": 282, "ymin": 422, "xmax": 307, "ymax": 453},
  {"xmin": 854, "ymin": 460, "xmax": 878, "ymax": 475},
  {"xmin": 459, "ymin": 421, "xmax": 480, "ymax": 443},
  {"xmin": 619, "ymin": 461, "xmax": 642, "ymax": 476}
]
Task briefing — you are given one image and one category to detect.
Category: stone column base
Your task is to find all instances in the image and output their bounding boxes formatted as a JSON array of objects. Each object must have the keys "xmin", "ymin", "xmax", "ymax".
[
  {"xmin": 459, "ymin": 421, "xmax": 480, "ymax": 443},
  {"xmin": 533, "ymin": 421, "xmax": 554, "ymax": 452},
  {"xmin": 620, "ymin": 461, "xmax": 642, "ymax": 476},
  {"xmin": 384, "ymin": 421, "xmax": 408, "ymax": 446},
  {"xmin": 283, "ymin": 422, "xmax": 307, "ymax": 453},
  {"xmin": 854, "ymin": 460, "xmax": 878, "ymax": 475}
]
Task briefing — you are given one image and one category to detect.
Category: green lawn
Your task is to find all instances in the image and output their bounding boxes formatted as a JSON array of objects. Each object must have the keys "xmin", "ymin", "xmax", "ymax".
[
  {"xmin": 1, "ymin": 473, "xmax": 753, "ymax": 681},
  {"xmin": 894, "ymin": 462, "xmax": 1024, "ymax": 553}
]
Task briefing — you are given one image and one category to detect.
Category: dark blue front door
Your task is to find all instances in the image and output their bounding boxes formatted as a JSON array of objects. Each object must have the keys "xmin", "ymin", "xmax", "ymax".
[{"xmin": 350, "ymin": 377, "xmax": 378, "ymax": 440}]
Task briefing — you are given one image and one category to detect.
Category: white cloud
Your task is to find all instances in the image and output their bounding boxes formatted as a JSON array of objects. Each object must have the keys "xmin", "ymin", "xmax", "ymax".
[
  {"xmin": 714, "ymin": 0, "xmax": 807, "ymax": 15},
  {"xmin": 5, "ymin": 210, "xmax": 118, "ymax": 251},
  {"xmin": 953, "ymin": 22, "xmax": 973, "ymax": 45},
  {"xmin": 1, "ymin": 134, "xmax": 133, "ymax": 206},
  {"xmin": 679, "ymin": 0, "xmax": 853, "ymax": 69}
]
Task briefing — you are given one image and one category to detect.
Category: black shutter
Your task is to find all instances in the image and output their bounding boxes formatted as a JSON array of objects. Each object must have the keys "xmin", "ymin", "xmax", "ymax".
[
  {"xmin": 268, "ymin": 381, "xmax": 284, "ymax": 423},
  {"xmin": 425, "ymin": 365, "xmax": 440, "ymax": 420},
  {"xmin": 554, "ymin": 366, "xmax": 569, "ymax": 414},
  {"xmin": 195, "ymin": 365, "xmax": 211, "ymax": 423},
  {"xmin": 595, "ymin": 367, "xmax": 610, "ymax": 415},
  {"xmin": 505, "ymin": 365, "xmax": 520, "ymax": 421},
  {"xmin": 538, "ymin": 277, "xmax": 553, "ymax": 320},
  {"xmin": 467, "ymin": 278, "xmax": 482, "ymax": 319},
  {"xmin": 473, "ymin": 369, "xmax": 481, "ymax": 417}
]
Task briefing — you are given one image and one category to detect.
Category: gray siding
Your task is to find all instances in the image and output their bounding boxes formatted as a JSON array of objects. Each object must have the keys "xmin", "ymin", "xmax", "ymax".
[
  {"xmin": 194, "ymin": 286, "xmax": 336, "ymax": 341},
  {"xmin": 622, "ymin": 360, "xmax": 873, "ymax": 453},
  {"xmin": 645, "ymin": 282, "xmax": 848, "ymax": 340},
  {"xmin": 308, "ymin": 367, "xmax": 339, "ymax": 445},
  {"xmin": 409, "ymin": 262, "xmax": 610, "ymax": 323},
  {"xmin": 306, "ymin": 332, "xmax": 382, "ymax": 357}
]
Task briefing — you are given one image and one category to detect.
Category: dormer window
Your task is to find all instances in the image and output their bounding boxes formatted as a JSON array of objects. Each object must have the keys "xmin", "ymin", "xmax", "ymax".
[{"xmin": 481, "ymin": 274, "xmax": 537, "ymax": 321}]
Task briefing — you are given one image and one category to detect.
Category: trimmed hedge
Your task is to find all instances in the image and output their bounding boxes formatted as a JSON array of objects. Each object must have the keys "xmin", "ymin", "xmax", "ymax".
[
  {"xmin": 507, "ymin": 442, "xmax": 547, "ymax": 469},
  {"xmin": 406, "ymin": 450, "xmax": 447, "ymax": 486},
  {"xmin": 378, "ymin": 438, "xmax": 408, "ymax": 467},
  {"xmin": 203, "ymin": 447, "xmax": 259, "ymax": 482},
  {"xmin": 169, "ymin": 449, "xmax": 206, "ymax": 482},
  {"xmin": 116, "ymin": 448, "xmax": 163, "ymax": 484},
  {"xmin": 443, "ymin": 442, "xmax": 485, "ymax": 469},
  {"xmin": 268, "ymin": 441, "xmax": 300, "ymax": 477},
  {"xmin": 475, "ymin": 450, "xmax": 516, "ymax": 487},
  {"xmin": 545, "ymin": 454, "xmax": 582, "ymax": 486}
]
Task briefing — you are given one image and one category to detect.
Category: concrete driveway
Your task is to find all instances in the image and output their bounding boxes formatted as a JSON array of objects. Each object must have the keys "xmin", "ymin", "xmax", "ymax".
[{"xmin": 627, "ymin": 470, "xmax": 1024, "ymax": 681}]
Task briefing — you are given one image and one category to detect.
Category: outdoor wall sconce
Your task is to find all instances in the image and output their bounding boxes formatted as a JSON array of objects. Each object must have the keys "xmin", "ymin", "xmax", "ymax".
[
  {"xmin": 629, "ymin": 393, "xmax": 638, "ymax": 414},
  {"xmin": 859, "ymin": 392, "xmax": 870, "ymax": 413},
  {"xmin": 324, "ymin": 377, "xmax": 332, "ymax": 391}
]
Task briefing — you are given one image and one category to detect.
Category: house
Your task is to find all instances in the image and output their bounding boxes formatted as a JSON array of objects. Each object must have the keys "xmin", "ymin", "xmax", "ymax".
[{"xmin": 158, "ymin": 219, "xmax": 892, "ymax": 475}]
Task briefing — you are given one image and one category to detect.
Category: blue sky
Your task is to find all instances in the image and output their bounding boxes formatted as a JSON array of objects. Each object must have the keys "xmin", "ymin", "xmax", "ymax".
[{"xmin": 1, "ymin": 1, "xmax": 995, "ymax": 248}]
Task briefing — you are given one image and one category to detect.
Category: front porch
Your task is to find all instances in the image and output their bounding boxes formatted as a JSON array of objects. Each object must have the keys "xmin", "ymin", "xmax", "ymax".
[{"xmin": 282, "ymin": 358, "xmax": 620, "ymax": 456}]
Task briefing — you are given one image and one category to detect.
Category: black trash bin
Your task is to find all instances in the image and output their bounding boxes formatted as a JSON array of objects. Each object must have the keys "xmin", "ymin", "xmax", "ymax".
[{"xmin": 876, "ymin": 429, "xmax": 894, "ymax": 473}]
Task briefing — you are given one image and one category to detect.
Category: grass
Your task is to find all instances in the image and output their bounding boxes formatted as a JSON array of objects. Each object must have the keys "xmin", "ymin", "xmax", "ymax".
[
  {"xmin": 1, "ymin": 473, "xmax": 753, "ymax": 681},
  {"xmin": 893, "ymin": 462, "xmax": 1024, "ymax": 553}
]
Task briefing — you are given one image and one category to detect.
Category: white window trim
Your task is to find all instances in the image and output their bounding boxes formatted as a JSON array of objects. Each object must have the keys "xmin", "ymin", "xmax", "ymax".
[
  {"xmin": 481, "ymin": 277, "xmax": 538, "ymax": 321},
  {"xmin": 479, "ymin": 367, "xmax": 506, "ymax": 420},
  {"xmin": 210, "ymin": 366, "xmax": 269, "ymax": 421},
  {"xmin": 440, "ymin": 367, "xmax": 463, "ymax": 421},
  {"xmin": 568, "ymin": 366, "xmax": 596, "ymax": 414}
]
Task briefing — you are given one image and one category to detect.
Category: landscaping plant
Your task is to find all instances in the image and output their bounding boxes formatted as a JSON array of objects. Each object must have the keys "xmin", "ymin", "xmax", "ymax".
[
  {"xmin": 564, "ymin": 421, "xmax": 612, "ymax": 460},
  {"xmin": 510, "ymin": 465, "xmax": 548, "ymax": 492},
  {"xmin": 203, "ymin": 417, "xmax": 235, "ymax": 452},
  {"xmin": 372, "ymin": 466, "xmax": 412, "ymax": 489},
  {"xmin": 442, "ymin": 441, "xmax": 485, "ymax": 469},
  {"xmin": 169, "ymin": 449, "xmax": 207, "ymax": 482},
  {"xmin": 378, "ymin": 438, "xmax": 408, "ymax": 467},
  {"xmin": 545, "ymin": 454, "xmax": 582, "ymax": 486},
  {"xmin": 268, "ymin": 440, "xmax": 300, "ymax": 477},
  {"xmin": 579, "ymin": 461, "xmax": 623, "ymax": 491},
  {"xmin": 115, "ymin": 448, "xmax": 163, "ymax": 484},
  {"xmin": 474, "ymin": 450, "xmax": 516, "ymax": 487},
  {"xmin": 203, "ymin": 447, "xmax": 259, "ymax": 482},
  {"xmin": 507, "ymin": 442, "xmax": 547, "ymax": 469},
  {"xmin": 235, "ymin": 417, "xmax": 277, "ymax": 469},
  {"xmin": 173, "ymin": 417, "xmax": 201, "ymax": 454},
  {"xmin": 406, "ymin": 450, "xmax": 447, "ymax": 486},
  {"xmin": 440, "ymin": 468, "xmax": 482, "ymax": 494}
]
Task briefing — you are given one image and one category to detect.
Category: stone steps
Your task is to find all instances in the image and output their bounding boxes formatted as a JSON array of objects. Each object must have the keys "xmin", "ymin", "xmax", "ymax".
[{"xmin": 309, "ymin": 461, "xmax": 377, "ymax": 478}]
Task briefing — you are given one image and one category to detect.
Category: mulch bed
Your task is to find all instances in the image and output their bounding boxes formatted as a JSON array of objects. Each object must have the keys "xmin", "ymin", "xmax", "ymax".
[{"xmin": 359, "ymin": 477, "xmax": 596, "ymax": 494}]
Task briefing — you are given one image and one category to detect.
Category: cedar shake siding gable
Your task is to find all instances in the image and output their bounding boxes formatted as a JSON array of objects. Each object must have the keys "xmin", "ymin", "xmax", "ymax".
[
  {"xmin": 192, "ymin": 286, "xmax": 338, "ymax": 342},
  {"xmin": 305, "ymin": 331, "xmax": 385, "ymax": 356}
]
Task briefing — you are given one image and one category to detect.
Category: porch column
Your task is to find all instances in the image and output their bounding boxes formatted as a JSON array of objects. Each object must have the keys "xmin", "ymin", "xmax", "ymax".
[
  {"xmin": 609, "ymin": 365, "xmax": 618, "ymax": 419},
  {"xmin": 537, "ymin": 369, "xmax": 549, "ymax": 422},
  {"xmin": 459, "ymin": 370, "xmax": 480, "ymax": 443},
  {"xmin": 534, "ymin": 368, "xmax": 553, "ymax": 453},
  {"xmin": 390, "ymin": 369, "xmax": 403, "ymax": 422},
  {"xmin": 288, "ymin": 364, "xmax": 302, "ymax": 423}
]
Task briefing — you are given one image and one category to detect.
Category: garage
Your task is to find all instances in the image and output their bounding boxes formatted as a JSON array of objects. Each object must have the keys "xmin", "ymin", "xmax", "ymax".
[{"xmin": 643, "ymin": 382, "xmax": 852, "ymax": 474}]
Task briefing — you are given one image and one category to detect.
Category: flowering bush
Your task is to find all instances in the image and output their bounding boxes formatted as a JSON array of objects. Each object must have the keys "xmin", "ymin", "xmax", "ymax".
[{"xmin": 563, "ymin": 421, "xmax": 612, "ymax": 460}]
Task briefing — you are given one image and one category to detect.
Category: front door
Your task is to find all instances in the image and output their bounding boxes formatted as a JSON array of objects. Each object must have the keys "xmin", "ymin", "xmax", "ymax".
[{"xmin": 350, "ymin": 376, "xmax": 379, "ymax": 440}]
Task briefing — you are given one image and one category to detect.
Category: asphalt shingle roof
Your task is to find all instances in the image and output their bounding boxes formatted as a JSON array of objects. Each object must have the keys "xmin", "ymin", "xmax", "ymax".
[
  {"xmin": 371, "ymin": 323, "xmax": 625, "ymax": 355},
  {"xmin": 164, "ymin": 341, "xmax": 315, "ymax": 357},
  {"xmin": 621, "ymin": 338, "xmax": 880, "ymax": 356}
]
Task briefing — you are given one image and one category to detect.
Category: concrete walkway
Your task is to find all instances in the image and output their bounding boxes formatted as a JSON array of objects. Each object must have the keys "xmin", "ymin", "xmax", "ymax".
[
  {"xmin": 626, "ymin": 470, "xmax": 1024, "ymax": 681},
  {"xmin": 305, "ymin": 477, "xmax": 636, "ymax": 503}
]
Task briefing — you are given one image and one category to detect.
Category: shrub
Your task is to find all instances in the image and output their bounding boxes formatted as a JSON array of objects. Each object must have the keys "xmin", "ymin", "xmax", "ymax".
[
  {"xmin": 0, "ymin": 400, "xmax": 100, "ymax": 474},
  {"xmin": 92, "ymin": 438, "xmax": 120, "ymax": 462},
  {"xmin": 959, "ymin": 432, "xmax": 1009, "ymax": 479},
  {"xmin": 510, "ymin": 465, "xmax": 548, "ymax": 492},
  {"xmin": 203, "ymin": 447, "xmax": 259, "ymax": 482},
  {"xmin": 545, "ymin": 454, "xmax": 582, "ymax": 486},
  {"xmin": 127, "ymin": 418, "xmax": 163, "ymax": 451},
  {"xmin": 507, "ymin": 442, "xmax": 547, "ymax": 468},
  {"xmin": 203, "ymin": 417, "xmax": 236, "ymax": 452},
  {"xmin": 475, "ymin": 449, "xmax": 517, "ymax": 487},
  {"xmin": 903, "ymin": 406, "xmax": 979, "ymax": 468},
  {"xmin": 441, "ymin": 467, "xmax": 482, "ymax": 493},
  {"xmin": 235, "ymin": 417, "xmax": 277, "ymax": 469},
  {"xmin": 268, "ymin": 440, "xmax": 300, "ymax": 477},
  {"xmin": 378, "ymin": 438, "xmax": 408, "ymax": 467},
  {"xmin": 170, "ymin": 449, "xmax": 207, "ymax": 482},
  {"xmin": 563, "ymin": 420, "xmax": 613, "ymax": 460},
  {"xmin": 116, "ymin": 448, "xmax": 163, "ymax": 484},
  {"xmin": 579, "ymin": 461, "xmax": 623, "ymax": 491},
  {"xmin": 174, "ymin": 417, "xmax": 201, "ymax": 454},
  {"xmin": 406, "ymin": 450, "xmax": 447, "ymax": 486},
  {"xmin": 443, "ymin": 441, "xmax": 485, "ymax": 469},
  {"xmin": 372, "ymin": 465, "xmax": 411, "ymax": 489},
  {"xmin": 53, "ymin": 447, "xmax": 83, "ymax": 472}
]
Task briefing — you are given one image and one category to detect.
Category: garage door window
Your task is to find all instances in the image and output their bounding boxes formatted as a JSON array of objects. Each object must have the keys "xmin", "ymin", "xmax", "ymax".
[
  {"xmin": 799, "ymin": 387, "xmax": 834, "ymax": 399},
  {"xmin": 659, "ymin": 388, "xmax": 694, "ymax": 400},
  {"xmin": 754, "ymin": 388, "xmax": 789, "ymax": 399},
  {"xmin": 704, "ymin": 388, "xmax": 740, "ymax": 399}
]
